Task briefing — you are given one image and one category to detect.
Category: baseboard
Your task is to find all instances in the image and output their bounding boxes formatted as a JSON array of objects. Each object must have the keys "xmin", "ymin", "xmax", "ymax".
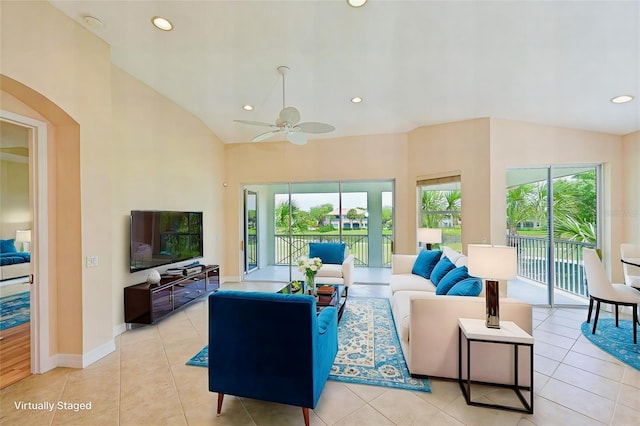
[
  {"xmin": 113, "ymin": 322, "xmax": 127, "ymax": 337},
  {"xmin": 221, "ymin": 275, "xmax": 240, "ymax": 283},
  {"xmin": 54, "ymin": 353, "xmax": 84, "ymax": 369},
  {"xmin": 82, "ymin": 339, "xmax": 116, "ymax": 367},
  {"xmin": 51, "ymin": 339, "xmax": 116, "ymax": 369}
]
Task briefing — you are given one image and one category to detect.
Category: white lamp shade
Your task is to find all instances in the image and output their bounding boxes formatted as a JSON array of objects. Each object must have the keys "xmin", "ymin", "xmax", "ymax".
[
  {"xmin": 15, "ymin": 230, "xmax": 31, "ymax": 243},
  {"xmin": 418, "ymin": 228, "xmax": 442, "ymax": 244},
  {"xmin": 467, "ymin": 244, "xmax": 517, "ymax": 280}
]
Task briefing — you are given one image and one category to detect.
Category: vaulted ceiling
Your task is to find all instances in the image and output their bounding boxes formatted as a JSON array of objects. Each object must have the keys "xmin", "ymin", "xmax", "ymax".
[{"xmin": 49, "ymin": 1, "xmax": 639, "ymax": 143}]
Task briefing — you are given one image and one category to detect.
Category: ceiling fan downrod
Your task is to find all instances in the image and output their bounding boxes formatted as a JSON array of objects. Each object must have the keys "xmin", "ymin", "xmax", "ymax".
[{"xmin": 277, "ymin": 65, "xmax": 290, "ymax": 110}]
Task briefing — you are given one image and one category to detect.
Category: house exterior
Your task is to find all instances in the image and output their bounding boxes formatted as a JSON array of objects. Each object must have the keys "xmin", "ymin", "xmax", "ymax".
[{"xmin": 327, "ymin": 207, "xmax": 368, "ymax": 230}]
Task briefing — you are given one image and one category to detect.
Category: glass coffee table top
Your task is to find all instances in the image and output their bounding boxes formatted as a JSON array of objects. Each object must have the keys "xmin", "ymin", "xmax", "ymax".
[{"xmin": 217, "ymin": 281, "xmax": 290, "ymax": 293}]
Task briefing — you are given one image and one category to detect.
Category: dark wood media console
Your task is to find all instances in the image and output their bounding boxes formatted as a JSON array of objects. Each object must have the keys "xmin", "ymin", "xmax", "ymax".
[{"xmin": 124, "ymin": 265, "xmax": 219, "ymax": 324}]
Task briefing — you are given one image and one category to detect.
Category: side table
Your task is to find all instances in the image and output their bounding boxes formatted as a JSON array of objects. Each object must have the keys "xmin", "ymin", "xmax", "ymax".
[{"xmin": 458, "ymin": 318, "xmax": 534, "ymax": 414}]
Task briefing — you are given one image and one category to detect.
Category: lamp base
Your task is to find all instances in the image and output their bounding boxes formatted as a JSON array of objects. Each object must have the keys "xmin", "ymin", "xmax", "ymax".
[
  {"xmin": 425, "ymin": 243, "xmax": 433, "ymax": 250},
  {"xmin": 485, "ymin": 279, "xmax": 500, "ymax": 329}
]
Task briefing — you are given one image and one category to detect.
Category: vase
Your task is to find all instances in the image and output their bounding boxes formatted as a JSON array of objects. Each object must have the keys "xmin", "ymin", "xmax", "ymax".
[
  {"xmin": 147, "ymin": 269, "xmax": 161, "ymax": 285},
  {"xmin": 306, "ymin": 273, "xmax": 316, "ymax": 296}
]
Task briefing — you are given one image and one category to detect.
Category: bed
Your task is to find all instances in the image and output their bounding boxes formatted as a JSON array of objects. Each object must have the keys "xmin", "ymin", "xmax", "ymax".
[{"xmin": 0, "ymin": 223, "xmax": 32, "ymax": 282}]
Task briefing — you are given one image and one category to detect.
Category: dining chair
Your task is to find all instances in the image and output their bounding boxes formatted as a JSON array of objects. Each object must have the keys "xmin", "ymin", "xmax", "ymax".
[
  {"xmin": 620, "ymin": 243, "xmax": 640, "ymax": 289},
  {"xmin": 584, "ymin": 248, "xmax": 640, "ymax": 344}
]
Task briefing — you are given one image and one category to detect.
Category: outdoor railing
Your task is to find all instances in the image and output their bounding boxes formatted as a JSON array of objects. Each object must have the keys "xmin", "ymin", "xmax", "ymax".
[
  {"xmin": 507, "ymin": 234, "xmax": 595, "ymax": 298},
  {"xmin": 275, "ymin": 234, "xmax": 369, "ymax": 266},
  {"xmin": 382, "ymin": 234, "xmax": 393, "ymax": 267}
]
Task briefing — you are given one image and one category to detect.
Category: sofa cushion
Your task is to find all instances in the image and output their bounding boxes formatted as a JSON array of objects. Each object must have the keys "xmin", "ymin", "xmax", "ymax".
[
  {"xmin": 389, "ymin": 274, "xmax": 436, "ymax": 294},
  {"xmin": 435, "ymin": 266, "xmax": 470, "ymax": 295},
  {"xmin": 447, "ymin": 277, "xmax": 483, "ymax": 296},
  {"xmin": 442, "ymin": 246, "xmax": 467, "ymax": 267},
  {"xmin": 411, "ymin": 249, "xmax": 442, "ymax": 279},
  {"xmin": 315, "ymin": 263, "xmax": 343, "ymax": 278},
  {"xmin": 309, "ymin": 242, "xmax": 345, "ymax": 264},
  {"xmin": 430, "ymin": 257, "xmax": 456, "ymax": 286}
]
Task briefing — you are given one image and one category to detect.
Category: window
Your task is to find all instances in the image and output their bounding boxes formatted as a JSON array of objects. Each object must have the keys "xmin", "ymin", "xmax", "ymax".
[{"xmin": 417, "ymin": 175, "xmax": 461, "ymax": 251}]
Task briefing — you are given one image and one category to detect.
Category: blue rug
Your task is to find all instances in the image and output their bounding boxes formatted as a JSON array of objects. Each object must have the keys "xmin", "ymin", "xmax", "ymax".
[
  {"xmin": 187, "ymin": 297, "xmax": 431, "ymax": 393},
  {"xmin": 0, "ymin": 291, "xmax": 30, "ymax": 331},
  {"xmin": 581, "ymin": 319, "xmax": 640, "ymax": 371},
  {"xmin": 328, "ymin": 297, "xmax": 431, "ymax": 392}
]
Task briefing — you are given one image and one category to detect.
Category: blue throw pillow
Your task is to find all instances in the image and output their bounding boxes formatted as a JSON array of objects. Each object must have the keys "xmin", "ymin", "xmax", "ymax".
[
  {"xmin": 411, "ymin": 249, "xmax": 442, "ymax": 279},
  {"xmin": 0, "ymin": 239, "xmax": 17, "ymax": 253},
  {"xmin": 435, "ymin": 266, "xmax": 470, "ymax": 295},
  {"xmin": 430, "ymin": 257, "xmax": 456, "ymax": 286},
  {"xmin": 309, "ymin": 242, "xmax": 346, "ymax": 264},
  {"xmin": 447, "ymin": 278, "xmax": 482, "ymax": 296}
]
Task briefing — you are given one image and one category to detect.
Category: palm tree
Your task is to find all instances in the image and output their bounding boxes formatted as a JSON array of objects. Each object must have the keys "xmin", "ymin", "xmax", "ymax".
[
  {"xmin": 275, "ymin": 201, "xmax": 306, "ymax": 233},
  {"xmin": 420, "ymin": 191, "xmax": 444, "ymax": 228},
  {"xmin": 506, "ymin": 184, "xmax": 537, "ymax": 235}
]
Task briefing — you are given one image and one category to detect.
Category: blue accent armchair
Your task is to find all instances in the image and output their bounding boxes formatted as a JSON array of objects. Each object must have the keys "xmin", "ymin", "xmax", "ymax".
[{"xmin": 208, "ymin": 290, "xmax": 338, "ymax": 426}]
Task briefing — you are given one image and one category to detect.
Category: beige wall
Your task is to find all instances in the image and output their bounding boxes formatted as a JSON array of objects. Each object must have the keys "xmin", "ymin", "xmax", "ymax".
[
  {"xmin": 1, "ymin": 0, "xmax": 110, "ymax": 357},
  {"xmin": 0, "ymin": 159, "xmax": 30, "ymax": 234},
  {"xmin": 622, "ymin": 131, "xmax": 640, "ymax": 244},
  {"xmin": 223, "ymin": 133, "xmax": 410, "ymax": 278},
  {"xmin": 408, "ymin": 119, "xmax": 491, "ymax": 253},
  {"xmin": 1, "ymin": 1, "xmax": 225, "ymax": 364},
  {"xmin": 111, "ymin": 65, "xmax": 226, "ymax": 328}
]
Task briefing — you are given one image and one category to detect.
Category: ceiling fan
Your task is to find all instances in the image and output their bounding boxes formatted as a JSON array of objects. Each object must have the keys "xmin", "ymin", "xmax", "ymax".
[{"xmin": 234, "ymin": 66, "xmax": 335, "ymax": 145}]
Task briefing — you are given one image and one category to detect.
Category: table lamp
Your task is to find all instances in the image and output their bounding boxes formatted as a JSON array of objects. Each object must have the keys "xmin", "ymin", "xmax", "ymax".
[
  {"xmin": 467, "ymin": 244, "xmax": 517, "ymax": 329},
  {"xmin": 418, "ymin": 228, "xmax": 442, "ymax": 250},
  {"xmin": 16, "ymin": 229, "xmax": 32, "ymax": 253}
]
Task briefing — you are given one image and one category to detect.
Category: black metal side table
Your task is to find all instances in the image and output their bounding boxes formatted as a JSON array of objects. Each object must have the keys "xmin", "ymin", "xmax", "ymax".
[{"xmin": 458, "ymin": 318, "xmax": 534, "ymax": 414}]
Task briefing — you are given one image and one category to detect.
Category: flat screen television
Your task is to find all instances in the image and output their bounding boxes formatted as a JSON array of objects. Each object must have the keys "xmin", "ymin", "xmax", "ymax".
[{"xmin": 130, "ymin": 210, "xmax": 203, "ymax": 273}]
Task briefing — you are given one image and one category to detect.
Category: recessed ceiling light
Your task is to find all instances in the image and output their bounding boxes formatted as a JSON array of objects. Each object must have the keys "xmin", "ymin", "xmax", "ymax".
[
  {"xmin": 347, "ymin": 0, "xmax": 368, "ymax": 7},
  {"xmin": 151, "ymin": 16, "xmax": 173, "ymax": 31},
  {"xmin": 610, "ymin": 95, "xmax": 634, "ymax": 104},
  {"xmin": 351, "ymin": 97, "xmax": 363, "ymax": 103},
  {"xmin": 242, "ymin": 105, "xmax": 254, "ymax": 111}
]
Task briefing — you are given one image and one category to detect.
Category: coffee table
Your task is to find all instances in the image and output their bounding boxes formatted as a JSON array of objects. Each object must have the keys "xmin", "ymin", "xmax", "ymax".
[
  {"xmin": 217, "ymin": 281, "xmax": 290, "ymax": 293},
  {"xmin": 290, "ymin": 281, "xmax": 347, "ymax": 321}
]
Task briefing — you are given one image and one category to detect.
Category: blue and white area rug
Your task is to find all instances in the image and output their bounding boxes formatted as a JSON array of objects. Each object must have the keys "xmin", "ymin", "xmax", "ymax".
[
  {"xmin": 581, "ymin": 319, "xmax": 640, "ymax": 371},
  {"xmin": 0, "ymin": 291, "xmax": 30, "ymax": 331},
  {"xmin": 328, "ymin": 297, "xmax": 430, "ymax": 392},
  {"xmin": 186, "ymin": 297, "xmax": 431, "ymax": 393}
]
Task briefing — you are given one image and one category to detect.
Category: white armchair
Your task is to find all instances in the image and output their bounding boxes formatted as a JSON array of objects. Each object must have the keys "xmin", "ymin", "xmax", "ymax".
[
  {"xmin": 314, "ymin": 253, "xmax": 355, "ymax": 291},
  {"xmin": 306, "ymin": 242, "xmax": 355, "ymax": 293}
]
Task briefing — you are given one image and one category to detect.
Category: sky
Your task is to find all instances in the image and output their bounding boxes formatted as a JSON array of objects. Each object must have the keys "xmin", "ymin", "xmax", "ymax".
[{"xmin": 274, "ymin": 192, "xmax": 393, "ymax": 212}]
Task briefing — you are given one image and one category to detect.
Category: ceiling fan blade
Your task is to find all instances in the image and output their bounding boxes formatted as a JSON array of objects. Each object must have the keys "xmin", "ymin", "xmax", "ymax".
[
  {"xmin": 286, "ymin": 131, "xmax": 307, "ymax": 145},
  {"xmin": 279, "ymin": 107, "xmax": 301, "ymax": 125},
  {"xmin": 234, "ymin": 119, "xmax": 277, "ymax": 128},
  {"xmin": 296, "ymin": 122, "xmax": 335, "ymax": 134},
  {"xmin": 252, "ymin": 130, "xmax": 280, "ymax": 142}
]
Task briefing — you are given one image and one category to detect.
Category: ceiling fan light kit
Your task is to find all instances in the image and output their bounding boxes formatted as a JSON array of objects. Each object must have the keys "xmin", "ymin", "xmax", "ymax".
[{"xmin": 234, "ymin": 66, "xmax": 335, "ymax": 145}]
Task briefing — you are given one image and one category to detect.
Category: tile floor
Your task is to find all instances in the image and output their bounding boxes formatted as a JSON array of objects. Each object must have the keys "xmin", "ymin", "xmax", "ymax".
[{"xmin": 1, "ymin": 284, "xmax": 638, "ymax": 425}]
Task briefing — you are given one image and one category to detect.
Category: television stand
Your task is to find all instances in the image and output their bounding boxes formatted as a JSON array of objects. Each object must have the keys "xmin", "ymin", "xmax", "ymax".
[{"xmin": 124, "ymin": 265, "xmax": 219, "ymax": 324}]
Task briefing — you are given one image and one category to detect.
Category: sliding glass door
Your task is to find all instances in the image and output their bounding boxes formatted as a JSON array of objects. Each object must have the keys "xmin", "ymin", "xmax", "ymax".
[
  {"xmin": 242, "ymin": 180, "xmax": 394, "ymax": 284},
  {"xmin": 243, "ymin": 190, "xmax": 258, "ymax": 274},
  {"xmin": 506, "ymin": 166, "xmax": 600, "ymax": 306}
]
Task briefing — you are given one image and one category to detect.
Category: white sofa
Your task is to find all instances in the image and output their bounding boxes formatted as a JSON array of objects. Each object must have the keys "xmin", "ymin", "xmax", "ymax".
[{"xmin": 390, "ymin": 247, "xmax": 533, "ymax": 385}]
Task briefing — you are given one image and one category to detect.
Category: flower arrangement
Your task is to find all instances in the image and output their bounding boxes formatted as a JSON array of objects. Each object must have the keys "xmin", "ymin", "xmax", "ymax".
[{"xmin": 297, "ymin": 256, "xmax": 323, "ymax": 294}]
